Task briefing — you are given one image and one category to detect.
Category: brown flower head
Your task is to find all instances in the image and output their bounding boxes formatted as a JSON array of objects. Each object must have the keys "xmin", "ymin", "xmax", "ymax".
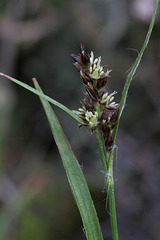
[{"xmin": 71, "ymin": 44, "xmax": 119, "ymax": 151}]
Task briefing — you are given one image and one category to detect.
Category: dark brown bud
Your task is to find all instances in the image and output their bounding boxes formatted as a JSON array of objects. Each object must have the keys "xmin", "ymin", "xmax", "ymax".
[
  {"xmin": 70, "ymin": 54, "xmax": 81, "ymax": 63},
  {"xmin": 109, "ymin": 108, "xmax": 119, "ymax": 125},
  {"xmin": 105, "ymin": 131, "xmax": 113, "ymax": 151},
  {"xmin": 80, "ymin": 70, "xmax": 91, "ymax": 85},
  {"xmin": 102, "ymin": 120, "xmax": 109, "ymax": 133},
  {"xmin": 74, "ymin": 62, "xmax": 85, "ymax": 72},
  {"xmin": 101, "ymin": 109, "xmax": 108, "ymax": 121},
  {"xmin": 96, "ymin": 77, "xmax": 107, "ymax": 89},
  {"xmin": 87, "ymin": 83, "xmax": 98, "ymax": 99},
  {"xmin": 83, "ymin": 99, "xmax": 94, "ymax": 111},
  {"xmin": 80, "ymin": 44, "xmax": 90, "ymax": 67}
]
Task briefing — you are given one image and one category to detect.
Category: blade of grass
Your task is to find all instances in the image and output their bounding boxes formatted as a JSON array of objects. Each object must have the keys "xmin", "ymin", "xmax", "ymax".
[
  {"xmin": 98, "ymin": 1, "xmax": 159, "ymax": 239},
  {"xmin": 112, "ymin": 0, "xmax": 159, "ymax": 155},
  {"xmin": 0, "ymin": 73, "xmax": 83, "ymax": 124},
  {"xmin": 32, "ymin": 78, "xmax": 104, "ymax": 240}
]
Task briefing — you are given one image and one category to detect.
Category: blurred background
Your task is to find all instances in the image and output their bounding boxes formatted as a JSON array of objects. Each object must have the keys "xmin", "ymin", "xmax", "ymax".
[{"xmin": 0, "ymin": 0, "xmax": 160, "ymax": 239}]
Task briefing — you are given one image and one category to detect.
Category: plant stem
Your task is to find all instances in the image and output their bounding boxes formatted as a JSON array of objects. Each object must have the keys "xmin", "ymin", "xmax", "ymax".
[
  {"xmin": 106, "ymin": 151, "xmax": 119, "ymax": 240},
  {"xmin": 96, "ymin": 1, "xmax": 159, "ymax": 239},
  {"xmin": 96, "ymin": 130, "xmax": 119, "ymax": 240},
  {"xmin": 95, "ymin": 130, "xmax": 108, "ymax": 172}
]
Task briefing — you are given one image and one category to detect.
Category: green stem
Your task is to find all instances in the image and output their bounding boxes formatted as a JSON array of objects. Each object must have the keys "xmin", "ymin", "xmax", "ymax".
[
  {"xmin": 106, "ymin": 7, "xmax": 160, "ymax": 236},
  {"xmin": 95, "ymin": 1, "xmax": 159, "ymax": 239},
  {"xmin": 106, "ymin": 152, "xmax": 119, "ymax": 240},
  {"xmin": 96, "ymin": 130, "xmax": 119, "ymax": 240},
  {"xmin": 108, "ymin": 179, "xmax": 119, "ymax": 240},
  {"xmin": 95, "ymin": 130, "xmax": 108, "ymax": 172}
]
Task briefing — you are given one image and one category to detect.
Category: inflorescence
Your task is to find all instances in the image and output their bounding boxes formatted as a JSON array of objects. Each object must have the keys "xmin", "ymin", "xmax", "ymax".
[{"xmin": 71, "ymin": 44, "xmax": 119, "ymax": 151}]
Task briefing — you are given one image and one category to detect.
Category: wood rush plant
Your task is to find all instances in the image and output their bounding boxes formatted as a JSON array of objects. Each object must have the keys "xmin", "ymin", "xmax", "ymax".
[{"xmin": 0, "ymin": 1, "xmax": 159, "ymax": 239}]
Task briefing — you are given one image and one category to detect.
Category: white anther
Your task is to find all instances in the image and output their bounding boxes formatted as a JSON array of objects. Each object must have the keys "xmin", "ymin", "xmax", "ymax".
[
  {"xmin": 93, "ymin": 63, "xmax": 96, "ymax": 70},
  {"xmin": 97, "ymin": 56, "xmax": 101, "ymax": 69},
  {"xmin": 78, "ymin": 108, "xmax": 85, "ymax": 112},
  {"xmin": 109, "ymin": 102, "xmax": 116, "ymax": 105},
  {"xmin": 109, "ymin": 96, "xmax": 114, "ymax": 102},
  {"xmin": 102, "ymin": 92, "xmax": 108, "ymax": 100},
  {"xmin": 90, "ymin": 51, "xmax": 94, "ymax": 65},
  {"xmin": 100, "ymin": 71, "xmax": 104, "ymax": 76},
  {"xmin": 94, "ymin": 58, "xmax": 98, "ymax": 64},
  {"xmin": 99, "ymin": 66, "xmax": 103, "ymax": 73}
]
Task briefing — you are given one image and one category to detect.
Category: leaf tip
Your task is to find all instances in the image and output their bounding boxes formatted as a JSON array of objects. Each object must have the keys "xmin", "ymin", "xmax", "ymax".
[
  {"xmin": 0, "ymin": 72, "xmax": 11, "ymax": 80},
  {"xmin": 32, "ymin": 77, "xmax": 37, "ymax": 83}
]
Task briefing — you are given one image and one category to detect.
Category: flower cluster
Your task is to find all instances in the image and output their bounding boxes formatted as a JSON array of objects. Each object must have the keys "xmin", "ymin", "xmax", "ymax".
[{"xmin": 71, "ymin": 44, "xmax": 119, "ymax": 151}]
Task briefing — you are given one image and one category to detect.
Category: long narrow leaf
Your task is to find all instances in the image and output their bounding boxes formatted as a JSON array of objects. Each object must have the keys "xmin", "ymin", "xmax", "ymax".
[
  {"xmin": 0, "ymin": 73, "xmax": 83, "ymax": 124},
  {"xmin": 32, "ymin": 78, "xmax": 104, "ymax": 240},
  {"xmin": 110, "ymin": 0, "xmax": 159, "ymax": 158}
]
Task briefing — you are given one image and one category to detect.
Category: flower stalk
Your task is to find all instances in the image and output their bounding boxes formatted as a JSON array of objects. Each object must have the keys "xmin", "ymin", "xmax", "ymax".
[
  {"xmin": 71, "ymin": 44, "xmax": 120, "ymax": 239},
  {"xmin": 71, "ymin": 1, "xmax": 160, "ymax": 230}
]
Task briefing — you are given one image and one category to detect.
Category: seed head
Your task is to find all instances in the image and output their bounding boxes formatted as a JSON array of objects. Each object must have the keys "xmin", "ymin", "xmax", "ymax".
[{"xmin": 71, "ymin": 44, "xmax": 119, "ymax": 151}]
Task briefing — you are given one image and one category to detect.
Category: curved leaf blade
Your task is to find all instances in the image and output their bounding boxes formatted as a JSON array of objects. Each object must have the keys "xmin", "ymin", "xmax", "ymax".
[
  {"xmin": 33, "ymin": 78, "xmax": 104, "ymax": 240},
  {"xmin": 0, "ymin": 73, "xmax": 83, "ymax": 124},
  {"xmin": 109, "ymin": 0, "xmax": 160, "ymax": 159}
]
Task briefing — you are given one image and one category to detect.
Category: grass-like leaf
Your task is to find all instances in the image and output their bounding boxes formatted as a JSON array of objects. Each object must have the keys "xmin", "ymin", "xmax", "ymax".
[
  {"xmin": 32, "ymin": 78, "xmax": 104, "ymax": 240},
  {"xmin": 98, "ymin": 1, "xmax": 160, "ymax": 239},
  {"xmin": 0, "ymin": 73, "xmax": 83, "ymax": 124},
  {"xmin": 111, "ymin": 0, "xmax": 160, "ymax": 155}
]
